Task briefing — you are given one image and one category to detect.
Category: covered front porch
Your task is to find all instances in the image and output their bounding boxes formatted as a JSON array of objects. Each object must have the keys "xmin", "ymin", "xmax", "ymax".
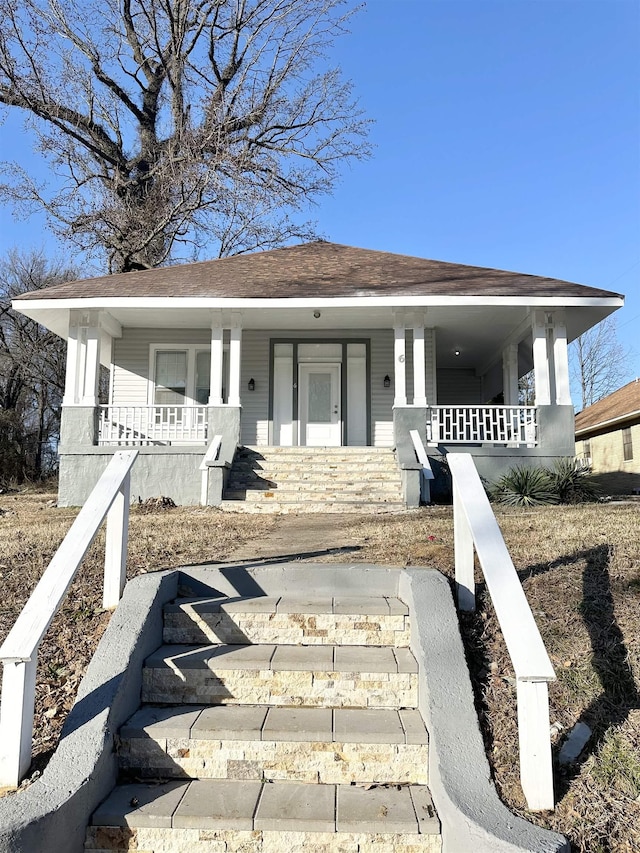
[{"xmin": 53, "ymin": 304, "xmax": 579, "ymax": 506}]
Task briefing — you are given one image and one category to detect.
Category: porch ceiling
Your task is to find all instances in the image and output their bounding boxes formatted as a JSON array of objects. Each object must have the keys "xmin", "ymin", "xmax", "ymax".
[{"xmin": 14, "ymin": 300, "xmax": 620, "ymax": 371}]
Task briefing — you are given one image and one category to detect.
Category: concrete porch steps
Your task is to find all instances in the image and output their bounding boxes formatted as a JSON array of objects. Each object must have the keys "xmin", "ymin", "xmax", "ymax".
[
  {"xmin": 86, "ymin": 594, "xmax": 441, "ymax": 852},
  {"xmin": 222, "ymin": 446, "xmax": 406, "ymax": 513}
]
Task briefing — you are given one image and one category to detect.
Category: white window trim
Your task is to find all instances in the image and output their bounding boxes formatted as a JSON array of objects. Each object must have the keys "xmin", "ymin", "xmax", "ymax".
[{"xmin": 148, "ymin": 344, "xmax": 209, "ymax": 406}]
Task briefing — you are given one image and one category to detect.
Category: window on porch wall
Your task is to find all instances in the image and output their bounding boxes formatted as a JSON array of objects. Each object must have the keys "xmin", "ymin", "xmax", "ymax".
[
  {"xmin": 151, "ymin": 347, "xmax": 226, "ymax": 406},
  {"xmin": 154, "ymin": 351, "xmax": 188, "ymax": 405}
]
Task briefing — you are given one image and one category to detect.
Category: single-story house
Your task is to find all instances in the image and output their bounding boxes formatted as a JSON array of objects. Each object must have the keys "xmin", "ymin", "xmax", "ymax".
[
  {"xmin": 13, "ymin": 241, "xmax": 623, "ymax": 506},
  {"xmin": 575, "ymin": 378, "xmax": 640, "ymax": 495}
]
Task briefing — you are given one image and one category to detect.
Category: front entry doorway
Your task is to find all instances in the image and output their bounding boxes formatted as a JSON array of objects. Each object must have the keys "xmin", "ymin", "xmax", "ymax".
[
  {"xmin": 270, "ymin": 339, "xmax": 369, "ymax": 447},
  {"xmin": 299, "ymin": 364, "xmax": 341, "ymax": 446}
]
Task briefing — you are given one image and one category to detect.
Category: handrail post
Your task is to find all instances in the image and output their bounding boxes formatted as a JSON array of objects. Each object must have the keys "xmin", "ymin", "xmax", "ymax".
[
  {"xmin": 453, "ymin": 481, "xmax": 475, "ymax": 611},
  {"xmin": 517, "ymin": 680, "xmax": 555, "ymax": 810},
  {"xmin": 103, "ymin": 473, "xmax": 131, "ymax": 609},
  {"xmin": 0, "ymin": 657, "xmax": 38, "ymax": 787}
]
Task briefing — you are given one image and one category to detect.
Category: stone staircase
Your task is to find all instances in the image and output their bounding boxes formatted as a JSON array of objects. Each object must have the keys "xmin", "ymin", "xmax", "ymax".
[
  {"xmin": 86, "ymin": 593, "xmax": 441, "ymax": 852},
  {"xmin": 220, "ymin": 446, "xmax": 406, "ymax": 513}
]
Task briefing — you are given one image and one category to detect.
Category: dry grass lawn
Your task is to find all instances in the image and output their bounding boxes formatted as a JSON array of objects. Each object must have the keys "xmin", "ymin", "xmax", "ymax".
[{"xmin": 1, "ymin": 489, "xmax": 639, "ymax": 853}]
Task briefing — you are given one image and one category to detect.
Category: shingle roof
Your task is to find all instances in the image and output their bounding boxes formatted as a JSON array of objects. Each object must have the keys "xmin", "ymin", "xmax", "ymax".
[
  {"xmin": 18, "ymin": 241, "xmax": 621, "ymax": 301},
  {"xmin": 575, "ymin": 379, "xmax": 640, "ymax": 433}
]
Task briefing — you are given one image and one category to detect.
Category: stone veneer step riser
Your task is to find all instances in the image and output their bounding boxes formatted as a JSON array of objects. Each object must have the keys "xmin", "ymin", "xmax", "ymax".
[
  {"xmin": 219, "ymin": 502, "xmax": 406, "ymax": 514},
  {"xmin": 142, "ymin": 643, "xmax": 418, "ymax": 708},
  {"xmin": 163, "ymin": 612, "xmax": 410, "ymax": 647},
  {"xmin": 87, "ymin": 825, "xmax": 441, "ymax": 852},
  {"xmin": 142, "ymin": 666, "xmax": 418, "ymax": 709},
  {"xmin": 223, "ymin": 491, "xmax": 404, "ymax": 504},
  {"xmin": 162, "ymin": 597, "xmax": 410, "ymax": 648},
  {"xmin": 119, "ymin": 740, "xmax": 428, "ymax": 786}
]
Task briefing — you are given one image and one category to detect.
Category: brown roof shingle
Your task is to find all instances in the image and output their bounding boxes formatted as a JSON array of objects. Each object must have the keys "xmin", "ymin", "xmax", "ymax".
[
  {"xmin": 18, "ymin": 241, "xmax": 622, "ymax": 302},
  {"xmin": 575, "ymin": 379, "xmax": 640, "ymax": 433}
]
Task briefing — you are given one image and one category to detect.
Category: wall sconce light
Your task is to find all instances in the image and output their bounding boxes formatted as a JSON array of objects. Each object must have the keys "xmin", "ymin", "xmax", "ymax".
[
  {"xmin": 383, "ymin": 375, "xmax": 391, "ymax": 388},
  {"xmin": 454, "ymin": 349, "xmax": 461, "ymax": 357},
  {"xmin": 313, "ymin": 310, "xmax": 321, "ymax": 319},
  {"xmin": 248, "ymin": 378, "xmax": 255, "ymax": 391}
]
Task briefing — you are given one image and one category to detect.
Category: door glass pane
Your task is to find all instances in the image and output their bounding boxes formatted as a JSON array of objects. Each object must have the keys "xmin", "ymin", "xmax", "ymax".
[
  {"xmin": 154, "ymin": 351, "xmax": 187, "ymax": 404},
  {"xmin": 195, "ymin": 351, "xmax": 210, "ymax": 405},
  {"xmin": 308, "ymin": 372, "xmax": 332, "ymax": 422}
]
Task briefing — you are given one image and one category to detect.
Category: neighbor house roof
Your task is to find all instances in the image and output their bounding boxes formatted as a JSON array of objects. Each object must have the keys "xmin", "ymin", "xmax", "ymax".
[
  {"xmin": 18, "ymin": 241, "xmax": 622, "ymax": 302},
  {"xmin": 575, "ymin": 379, "xmax": 640, "ymax": 435}
]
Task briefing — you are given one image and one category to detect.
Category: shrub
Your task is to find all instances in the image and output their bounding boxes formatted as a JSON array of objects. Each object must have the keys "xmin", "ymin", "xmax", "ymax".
[
  {"xmin": 489, "ymin": 465, "xmax": 559, "ymax": 507},
  {"xmin": 547, "ymin": 457, "xmax": 600, "ymax": 504},
  {"xmin": 490, "ymin": 458, "xmax": 601, "ymax": 506}
]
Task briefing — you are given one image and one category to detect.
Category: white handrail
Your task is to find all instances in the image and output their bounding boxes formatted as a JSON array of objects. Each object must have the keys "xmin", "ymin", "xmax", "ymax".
[
  {"xmin": 447, "ymin": 452, "xmax": 556, "ymax": 811},
  {"xmin": 200, "ymin": 434, "xmax": 223, "ymax": 505},
  {"xmin": 409, "ymin": 429, "xmax": 435, "ymax": 479},
  {"xmin": 0, "ymin": 450, "xmax": 138, "ymax": 787}
]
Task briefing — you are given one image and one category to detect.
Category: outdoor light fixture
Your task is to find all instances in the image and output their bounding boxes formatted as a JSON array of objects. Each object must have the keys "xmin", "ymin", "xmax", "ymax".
[
  {"xmin": 248, "ymin": 378, "xmax": 255, "ymax": 391},
  {"xmin": 454, "ymin": 350, "xmax": 461, "ymax": 357},
  {"xmin": 313, "ymin": 310, "xmax": 321, "ymax": 319},
  {"xmin": 383, "ymin": 375, "xmax": 391, "ymax": 388}
]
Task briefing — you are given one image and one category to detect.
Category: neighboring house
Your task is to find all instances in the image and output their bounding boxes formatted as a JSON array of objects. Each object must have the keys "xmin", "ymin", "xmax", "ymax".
[
  {"xmin": 575, "ymin": 379, "xmax": 640, "ymax": 494},
  {"xmin": 13, "ymin": 241, "xmax": 623, "ymax": 506}
]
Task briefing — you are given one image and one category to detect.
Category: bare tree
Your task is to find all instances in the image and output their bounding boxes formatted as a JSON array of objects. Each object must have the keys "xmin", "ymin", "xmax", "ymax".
[
  {"xmin": 0, "ymin": 0, "xmax": 370, "ymax": 272},
  {"xmin": 570, "ymin": 316, "xmax": 633, "ymax": 411},
  {"xmin": 0, "ymin": 249, "xmax": 75, "ymax": 481}
]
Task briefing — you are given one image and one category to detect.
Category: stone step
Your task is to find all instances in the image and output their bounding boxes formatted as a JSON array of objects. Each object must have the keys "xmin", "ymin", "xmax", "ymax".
[
  {"xmin": 228, "ymin": 465, "xmax": 400, "ymax": 479},
  {"xmin": 163, "ymin": 595, "xmax": 410, "ymax": 646},
  {"xmin": 223, "ymin": 489, "xmax": 403, "ymax": 503},
  {"xmin": 224, "ymin": 471, "xmax": 400, "ymax": 491},
  {"xmin": 87, "ymin": 779, "xmax": 441, "ymax": 852},
  {"xmin": 118, "ymin": 704, "xmax": 428, "ymax": 784},
  {"xmin": 218, "ymin": 499, "xmax": 407, "ymax": 514},
  {"xmin": 142, "ymin": 644, "xmax": 418, "ymax": 708}
]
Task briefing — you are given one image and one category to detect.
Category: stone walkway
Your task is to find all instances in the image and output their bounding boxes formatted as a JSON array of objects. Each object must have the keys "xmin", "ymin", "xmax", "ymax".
[{"xmin": 224, "ymin": 512, "xmax": 369, "ymax": 563}]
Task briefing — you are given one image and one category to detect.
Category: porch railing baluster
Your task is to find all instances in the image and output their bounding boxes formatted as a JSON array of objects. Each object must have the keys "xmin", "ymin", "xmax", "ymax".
[{"xmin": 426, "ymin": 405, "xmax": 537, "ymax": 446}]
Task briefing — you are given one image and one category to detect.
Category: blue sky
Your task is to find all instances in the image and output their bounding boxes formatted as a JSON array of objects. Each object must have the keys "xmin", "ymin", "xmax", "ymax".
[{"xmin": 1, "ymin": 0, "xmax": 639, "ymax": 381}]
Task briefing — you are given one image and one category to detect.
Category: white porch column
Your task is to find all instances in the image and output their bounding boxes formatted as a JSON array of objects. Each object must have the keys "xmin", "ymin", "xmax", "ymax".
[
  {"xmin": 63, "ymin": 310, "xmax": 101, "ymax": 406},
  {"xmin": 502, "ymin": 343, "xmax": 519, "ymax": 405},
  {"xmin": 62, "ymin": 319, "xmax": 81, "ymax": 405},
  {"xmin": 208, "ymin": 310, "xmax": 224, "ymax": 405},
  {"xmin": 531, "ymin": 310, "xmax": 551, "ymax": 406},
  {"xmin": 412, "ymin": 314, "xmax": 427, "ymax": 407},
  {"xmin": 552, "ymin": 310, "xmax": 572, "ymax": 405},
  {"xmin": 228, "ymin": 311, "xmax": 242, "ymax": 407},
  {"xmin": 80, "ymin": 312, "xmax": 101, "ymax": 406},
  {"xmin": 393, "ymin": 316, "xmax": 407, "ymax": 406}
]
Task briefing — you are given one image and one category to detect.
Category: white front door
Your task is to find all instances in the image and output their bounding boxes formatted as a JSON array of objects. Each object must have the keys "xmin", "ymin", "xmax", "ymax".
[{"xmin": 299, "ymin": 364, "xmax": 341, "ymax": 446}]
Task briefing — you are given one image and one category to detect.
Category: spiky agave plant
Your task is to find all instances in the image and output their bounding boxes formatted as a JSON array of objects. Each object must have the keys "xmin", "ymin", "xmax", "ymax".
[
  {"xmin": 547, "ymin": 457, "xmax": 600, "ymax": 504},
  {"xmin": 489, "ymin": 465, "xmax": 559, "ymax": 507}
]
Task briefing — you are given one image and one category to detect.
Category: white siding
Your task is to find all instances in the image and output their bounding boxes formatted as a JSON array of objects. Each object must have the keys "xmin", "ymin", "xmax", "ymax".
[
  {"xmin": 111, "ymin": 328, "xmax": 210, "ymax": 404},
  {"xmin": 240, "ymin": 330, "xmax": 270, "ymax": 445},
  {"xmin": 370, "ymin": 329, "xmax": 394, "ymax": 446}
]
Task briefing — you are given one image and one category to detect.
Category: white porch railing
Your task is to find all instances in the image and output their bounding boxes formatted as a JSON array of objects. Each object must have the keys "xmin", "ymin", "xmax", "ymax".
[
  {"xmin": 427, "ymin": 405, "xmax": 537, "ymax": 445},
  {"xmin": 98, "ymin": 405, "xmax": 207, "ymax": 445},
  {"xmin": 448, "ymin": 452, "xmax": 556, "ymax": 811},
  {"xmin": 0, "ymin": 450, "xmax": 138, "ymax": 787}
]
